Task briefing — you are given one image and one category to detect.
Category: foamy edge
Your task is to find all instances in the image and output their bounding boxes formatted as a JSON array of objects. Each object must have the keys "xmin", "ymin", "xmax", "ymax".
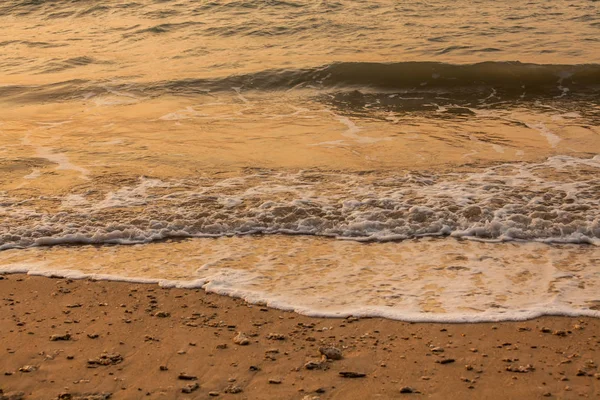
[{"xmin": 2, "ymin": 265, "xmax": 599, "ymax": 323}]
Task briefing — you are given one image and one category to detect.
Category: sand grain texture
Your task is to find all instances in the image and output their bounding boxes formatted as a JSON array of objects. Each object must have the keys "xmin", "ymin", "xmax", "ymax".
[{"xmin": 1, "ymin": 275, "xmax": 599, "ymax": 399}]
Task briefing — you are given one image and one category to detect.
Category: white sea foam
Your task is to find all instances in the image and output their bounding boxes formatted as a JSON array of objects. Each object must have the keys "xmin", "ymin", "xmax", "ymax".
[
  {"xmin": 21, "ymin": 133, "xmax": 89, "ymax": 179},
  {"xmin": 1, "ymin": 155, "xmax": 599, "ymax": 250},
  {"xmin": 526, "ymin": 122, "xmax": 561, "ymax": 148}
]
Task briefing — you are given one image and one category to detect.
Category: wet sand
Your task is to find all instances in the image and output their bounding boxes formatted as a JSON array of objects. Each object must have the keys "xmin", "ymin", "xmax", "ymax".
[{"xmin": 1, "ymin": 274, "xmax": 599, "ymax": 399}]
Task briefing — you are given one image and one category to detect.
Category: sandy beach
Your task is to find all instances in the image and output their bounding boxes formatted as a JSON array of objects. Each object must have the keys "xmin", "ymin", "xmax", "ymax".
[{"xmin": 1, "ymin": 274, "xmax": 598, "ymax": 399}]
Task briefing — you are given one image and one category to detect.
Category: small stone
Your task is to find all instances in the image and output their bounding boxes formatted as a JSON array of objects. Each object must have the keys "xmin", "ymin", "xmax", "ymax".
[
  {"xmin": 178, "ymin": 373, "xmax": 198, "ymax": 381},
  {"xmin": 181, "ymin": 382, "xmax": 199, "ymax": 394},
  {"xmin": 50, "ymin": 333, "xmax": 71, "ymax": 341},
  {"xmin": 154, "ymin": 311, "xmax": 170, "ymax": 318},
  {"xmin": 436, "ymin": 358, "xmax": 455, "ymax": 364},
  {"xmin": 318, "ymin": 346, "xmax": 342, "ymax": 360},
  {"xmin": 540, "ymin": 327, "xmax": 552, "ymax": 333},
  {"xmin": 268, "ymin": 378, "xmax": 282, "ymax": 384},
  {"xmin": 216, "ymin": 343, "xmax": 228, "ymax": 349},
  {"xmin": 224, "ymin": 384, "xmax": 243, "ymax": 394},
  {"xmin": 87, "ymin": 333, "xmax": 99, "ymax": 339},
  {"xmin": 542, "ymin": 392, "xmax": 552, "ymax": 397},
  {"xmin": 18, "ymin": 365, "xmax": 36, "ymax": 373},
  {"xmin": 62, "ymin": 393, "xmax": 110, "ymax": 400},
  {"xmin": 209, "ymin": 391, "xmax": 220, "ymax": 397},
  {"xmin": 305, "ymin": 360, "xmax": 326, "ymax": 370},
  {"xmin": 159, "ymin": 365, "xmax": 168, "ymax": 371},
  {"xmin": 249, "ymin": 365, "xmax": 261, "ymax": 371},
  {"xmin": 505, "ymin": 364, "xmax": 535, "ymax": 373},
  {"xmin": 267, "ymin": 333, "xmax": 286, "ymax": 340},
  {"xmin": 233, "ymin": 332, "xmax": 250, "ymax": 346},
  {"xmin": 87, "ymin": 353, "xmax": 123, "ymax": 367},
  {"xmin": 430, "ymin": 346, "xmax": 444, "ymax": 353},
  {"xmin": 1, "ymin": 391, "xmax": 25, "ymax": 400},
  {"xmin": 339, "ymin": 371, "xmax": 366, "ymax": 378},
  {"xmin": 553, "ymin": 330, "xmax": 568, "ymax": 337},
  {"xmin": 400, "ymin": 386, "xmax": 414, "ymax": 394}
]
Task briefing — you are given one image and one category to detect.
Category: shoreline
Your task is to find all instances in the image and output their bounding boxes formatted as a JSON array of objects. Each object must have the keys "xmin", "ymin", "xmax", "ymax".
[
  {"xmin": 1, "ymin": 274, "xmax": 599, "ymax": 399},
  {"xmin": 1, "ymin": 269, "xmax": 600, "ymax": 323}
]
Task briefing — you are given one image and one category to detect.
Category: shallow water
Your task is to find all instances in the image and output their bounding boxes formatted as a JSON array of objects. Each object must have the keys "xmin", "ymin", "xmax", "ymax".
[
  {"xmin": 2, "ymin": 236, "xmax": 600, "ymax": 321},
  {"xmin": 1, "ymin": 0, "xmax": 599, "ymax": 321}
]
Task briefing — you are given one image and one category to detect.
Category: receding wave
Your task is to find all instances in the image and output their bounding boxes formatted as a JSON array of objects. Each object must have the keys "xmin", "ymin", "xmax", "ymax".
[
  {"xmin": 1, "ymin": 156, "xmax": 599, "ymax": 250},
  {"xmin": 2, "ymin": 237, "xmax": 600, "ymax": 322}
]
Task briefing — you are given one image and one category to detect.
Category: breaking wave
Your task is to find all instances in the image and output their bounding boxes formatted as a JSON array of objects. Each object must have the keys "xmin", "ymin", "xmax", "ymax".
[
  {"xmin": 1, "ymin": 155, "xmax": 599, "ymax": 250},
  {"xmin": 2, "ymin": 62, "xmax": 599, "ymax": 103}
]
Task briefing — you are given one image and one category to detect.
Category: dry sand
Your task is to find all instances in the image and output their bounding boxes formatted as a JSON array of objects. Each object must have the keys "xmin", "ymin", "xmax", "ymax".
[{"xmin": 1, "ymin": 274, "xmax": 599, "ymax": 399}]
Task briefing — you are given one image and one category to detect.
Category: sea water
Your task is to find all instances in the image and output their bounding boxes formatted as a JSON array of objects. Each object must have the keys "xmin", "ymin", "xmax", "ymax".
[{"xmin": 1, "ymin": 0, "xmax": 599, "ymax": 322}]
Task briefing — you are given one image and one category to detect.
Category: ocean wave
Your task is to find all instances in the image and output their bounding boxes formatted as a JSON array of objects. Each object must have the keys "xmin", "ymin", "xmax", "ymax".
[
  {"xmin": 2, "ymin": 237, "xmax": 599, "ymax": 322},
  {"xmin": 1, "ymin": 155, "xmax": 599, "ymax": 250},
  {"xmin": 2, "ymin": 62, "xmax": 599, "ymax": 103}
]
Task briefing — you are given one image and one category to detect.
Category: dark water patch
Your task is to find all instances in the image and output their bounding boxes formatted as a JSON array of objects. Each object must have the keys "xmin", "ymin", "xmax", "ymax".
[
  {"xmin": 0, "ymin": 40, "xmax": 19, "ymax": 47},
  {"xmin": 201, "ymin": 24, "xmax": 258, "ymax": 37},
  {"xmin": 0, "ymin": 157, "xmax": 55, "ymax": 173},
  {"xmin": 22, "ymin": 40, "xmax": 68, "ymax": 48},
  {"xmin": 0, "ymin": 80, "xmax": 89, "ymax": 103},
  {"xmin": 107, "ymin": 24, "xmax": 142, "ymax": 32},
  {"xmin": 315, "ymin": 89, "xmax": 600, "ymax": 127},
  {"xmin": 0, "ymin": 0, "xmax": 99, "ymax": 17},
  {"xmin": 437, "ymin": 46, "xmax": 474, "ymax": 55},
  {"xmin": 124, "ymin": 21, "xmax": 203, "ymax": 37},
  {"xmin": 114, "ymin": 2, "xmax": 143, "ymax": 9},
  {"xmin": 143, "ymin": 9, "xmax": 180, "ymax": 18},
  {"xmin": 37, "ymin": 56, "xmax": 102, "ymax": 74},
  {"xmin": 269, "ymin": 0, "xmax": 305, "ymax": 7},
  {"xmin": 570, "ymin": 14, "xmax": 597, "ymax": 22},
  {"xmin": 77, "ymin": 5, "xmax": 111, "ymax": 17},
  {"xmin": 45, "ymin": 11, "xmax": 75, "ymax": 19},
  {"xmin": 427, "ymin": 36, "xmax": 447, "ymax": 43}
]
